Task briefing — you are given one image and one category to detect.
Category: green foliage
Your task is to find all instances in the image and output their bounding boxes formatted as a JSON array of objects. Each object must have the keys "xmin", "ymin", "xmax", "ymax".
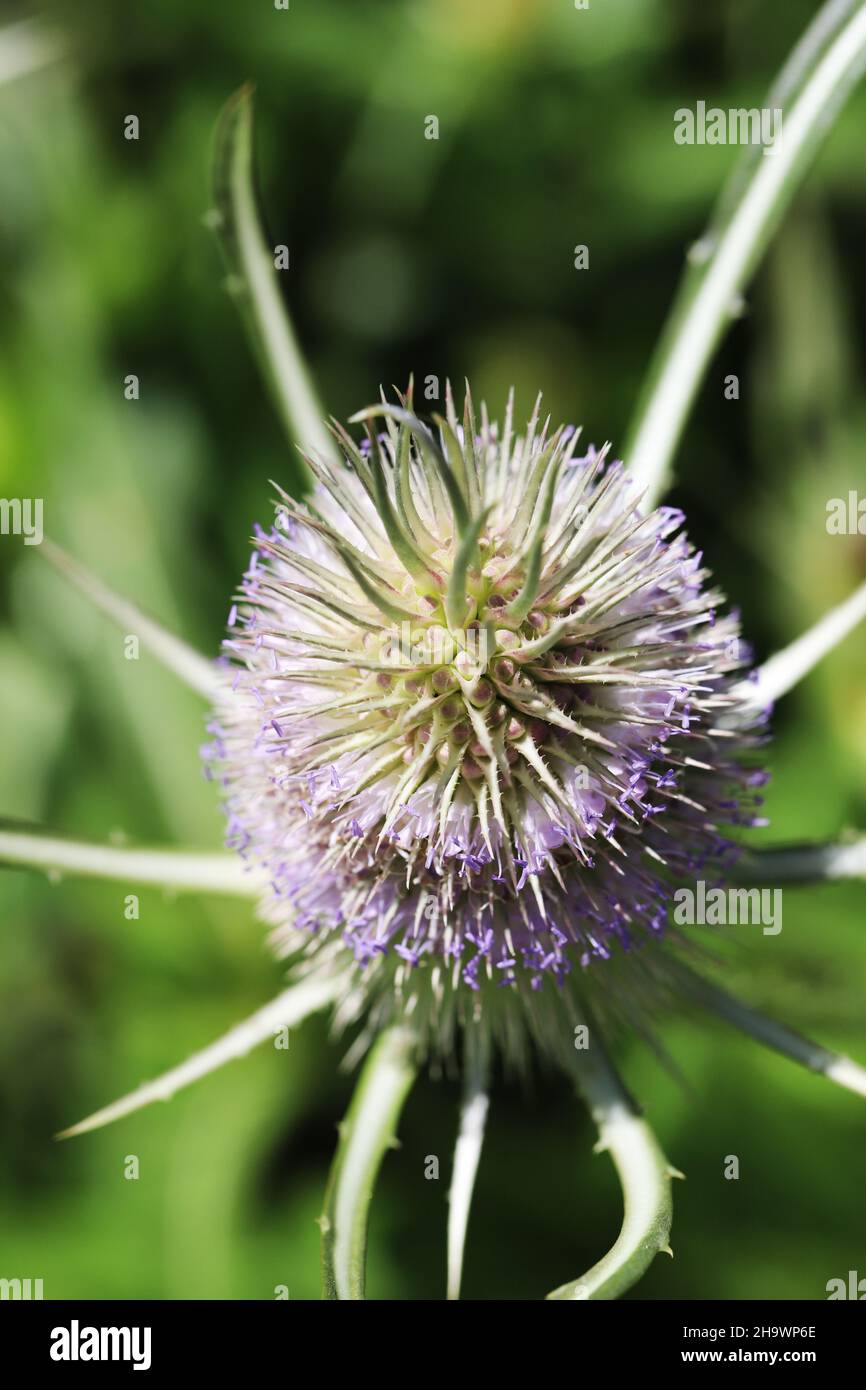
[{"xmin": 1, "ymin": 0, "xmax": 865, "ymax": 1298}]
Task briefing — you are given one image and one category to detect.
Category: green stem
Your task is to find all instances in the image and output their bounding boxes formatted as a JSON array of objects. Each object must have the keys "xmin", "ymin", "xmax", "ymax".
[
  {"xmin": 321, "ymin": 1025, "xmax": 418, "ymax": 1300},
  {"xmin": 625, "ymin": 0, "xmax": 866, "ymax": 507},
  {"xmin": 678, "ymin": 968, "xmax": 866, "ymax": 1099},
  {"xmin": 731, "ymin": 836, "xmax": 866, "ymax": 885},
  {"xmin": 58, "ymin": 973, "xmax": 342, "ymax": 1138},
  {"xmin": 0, "ymin": 821, "xmax": 262, "ymax": 895},
  {"xmin": 547, "ymin": 1000, "xmax": 678, "ymax": 1301},
  {"xmin": 731, "ymin": 576, "xmax": 866, "ymax": 713},
  {"xmin": 0, "ymin": 19, "xmax": 64, "ymax": 87},
  {"xmin": 211, "ymin": 86, "xmax": 338, "ymax": 479},
  {"xmin": 446, "ymin": 1025, "xmax": 490, "ymax": 1300},
  {"xmin": 42, "ymin": 540, "xmax": 218, "ymax": 699}
]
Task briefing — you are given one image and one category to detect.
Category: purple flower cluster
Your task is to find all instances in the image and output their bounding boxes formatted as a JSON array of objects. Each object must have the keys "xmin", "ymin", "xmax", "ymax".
[{"xmin": 205, "ymin": 389, "xmax": 766, "ymax": 1021}]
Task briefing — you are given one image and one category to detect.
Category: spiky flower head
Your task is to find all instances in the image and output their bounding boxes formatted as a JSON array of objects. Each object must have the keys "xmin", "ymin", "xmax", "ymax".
[{"xmin": 207, "ymin": 384, "xmax": 765, "ymax": 1055}]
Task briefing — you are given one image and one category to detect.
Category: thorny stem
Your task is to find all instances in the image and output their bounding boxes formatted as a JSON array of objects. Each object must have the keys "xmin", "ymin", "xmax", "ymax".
[
  {"xmin": 321, "ymin": 1024, "xmax": 418, "ymax": 1300},
  {"xmin": 547, "ymin": 998, "xmax": 679, "ymax": 1301},
  {"xmin": 625, "ymin": 0, "xmax": 866, "ymax": 506}
]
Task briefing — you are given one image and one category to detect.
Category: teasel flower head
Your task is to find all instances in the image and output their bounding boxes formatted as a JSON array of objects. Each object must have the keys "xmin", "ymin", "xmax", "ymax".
[{"xmin": 206, "ymin": 383, "xmax": 766, "ymax": 1056}]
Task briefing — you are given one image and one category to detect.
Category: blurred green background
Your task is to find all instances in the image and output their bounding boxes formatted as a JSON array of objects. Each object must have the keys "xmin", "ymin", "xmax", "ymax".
[{"xmin": 1, "ymin": 0, "xmax": 865, "ymax": 1300}]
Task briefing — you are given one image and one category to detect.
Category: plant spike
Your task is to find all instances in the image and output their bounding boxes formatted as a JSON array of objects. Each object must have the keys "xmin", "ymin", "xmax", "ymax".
[
  {"xmin": 625, "ymin": 0, "xmax": 866, "ymax": 506},
  {"xmin": 731, "ymin": 836, "xmax": 866, "ymax": 884},
  {"xmin": 211, "ymin": 85, "xmax": 338, "ymax": 477},
  {"xmin": 41, "ymin": 540, "xmax": 218, "ymax": 699},
  {"xmin": 732, "ymin": 576, "xmax": 866, "ymax": 712},
  {"xmin": 57, "ymin": 973, "xmax": 342, "ymax": 1139},
  {"xmin": 321, "ymin": 1025, "xmax": 417, "ymax": 1300},
  {"xmin": 350, "ymin": 403, "xmax": 471, "ymax": 536},
  {"xmin": 679, "ymin": 968, "xmax": 866, "ymax": 1099},
  {"xmin": 446, "ymin": 1026, "xmax": 490, "ymax": 1300},
  {"xmin": 0, "ymin": 821, "xmax": 261, "ymax": 895}
]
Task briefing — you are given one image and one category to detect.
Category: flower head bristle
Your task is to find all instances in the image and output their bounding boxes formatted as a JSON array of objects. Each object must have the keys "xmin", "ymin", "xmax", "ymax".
[{"xmin": 206, "ymin": 384, "xmax": 765, "ymax": 1053}]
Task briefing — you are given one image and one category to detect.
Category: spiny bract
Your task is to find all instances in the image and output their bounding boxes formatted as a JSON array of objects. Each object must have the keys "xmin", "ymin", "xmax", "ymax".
[{"xmin": 206, "ymin": 385, "xmax": 765, "ymax": 1050}]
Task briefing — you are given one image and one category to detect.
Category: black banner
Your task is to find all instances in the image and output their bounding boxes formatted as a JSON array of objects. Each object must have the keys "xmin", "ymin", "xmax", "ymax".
[{"xmin": 0, "ymin": 1299, "xmax": 862, "ymax": 1374}]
